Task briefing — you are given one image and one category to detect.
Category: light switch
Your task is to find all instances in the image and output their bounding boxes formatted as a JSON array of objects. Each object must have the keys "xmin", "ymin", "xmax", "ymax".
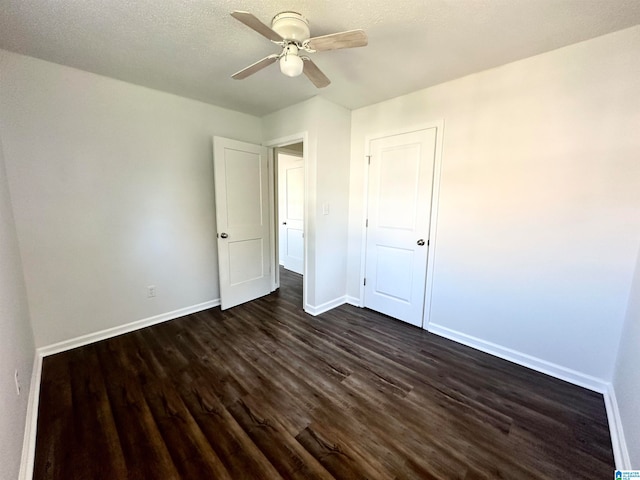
[{"xmin": 322, "ymin": 202, "xmax": 330, "ymax": 215}]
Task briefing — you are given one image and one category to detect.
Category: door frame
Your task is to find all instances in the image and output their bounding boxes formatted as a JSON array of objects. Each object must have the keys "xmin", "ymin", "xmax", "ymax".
[
  {"xmin": 277, "ymin": 149, "xmax": 304, "ymax": 275},
  {"xmin": 265, "ymin": 132, "xmax": 309, "ymax": 308},
  {"xmin": 359, "ymin": 120, "xmax": 445, "ymax": 329}
]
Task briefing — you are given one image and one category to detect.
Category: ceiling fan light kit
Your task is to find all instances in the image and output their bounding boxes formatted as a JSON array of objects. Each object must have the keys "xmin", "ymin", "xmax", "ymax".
[
  {"xmin": 230, "ymin": 10, "xmax": 368, "ymax": 88},
  {"xmin": 279, "ymin": 44, "xmax": 304, "ymax": 77}
]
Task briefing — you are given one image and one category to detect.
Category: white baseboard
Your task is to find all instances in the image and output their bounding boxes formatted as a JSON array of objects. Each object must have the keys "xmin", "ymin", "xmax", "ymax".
[
  {"xmin": 38, "ymin": 299, "xmax": 220, "ymax": 357},
  {"xmin": 18, "ymin": 351, "xmax": 43, "ymax": 480},
  {"xmin": 345, "ymin": 295, "xmax": 361, "ymax": 307},
  {"xmin": 427, "ymin": 323, "xmax": 609, "ymax": 393},
  {"xmin": 19, "ymin": 299, "xmax": 220, "ymax": 480},
  {"xmin": 305, "ymin": 296, "xmax": 348, "ymax": 316},
  {"xmin": 605, "ymin": 383, "xmax": 631, "ymax": 470}
]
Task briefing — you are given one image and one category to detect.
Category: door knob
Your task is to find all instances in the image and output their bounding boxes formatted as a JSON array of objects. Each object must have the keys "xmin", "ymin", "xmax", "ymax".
[
  {"xmin": 417, "ymin": 239, "xmax": 425, "ymax": 246},
  {"xmin": 220, "ymin": 232, "xmax": 228, "ymax": 239},
  {"xmin": 282, "ymin": 221, "xmax": 287, "ymax": 225}
]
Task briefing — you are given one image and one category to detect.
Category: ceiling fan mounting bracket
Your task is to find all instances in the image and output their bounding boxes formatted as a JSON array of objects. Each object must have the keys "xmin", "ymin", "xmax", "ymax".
[{"xmin": 271, "ymin": 12, "xmax": 310, "ymax": 43}]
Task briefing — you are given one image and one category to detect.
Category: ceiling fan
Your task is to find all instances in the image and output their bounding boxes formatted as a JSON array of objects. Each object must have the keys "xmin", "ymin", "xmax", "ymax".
[{"xmin": 230, "ymin": 10, "xmax": 368, "ymax": 88}]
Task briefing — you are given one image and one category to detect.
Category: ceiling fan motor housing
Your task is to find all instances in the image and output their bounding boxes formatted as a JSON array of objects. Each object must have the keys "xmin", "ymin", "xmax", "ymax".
[{"xmin": 271, "ymin": 12, "xmax": 310, "ymax": 42}]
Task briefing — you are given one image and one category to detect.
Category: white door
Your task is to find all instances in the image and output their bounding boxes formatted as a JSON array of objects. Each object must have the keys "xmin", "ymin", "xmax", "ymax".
[
  {"xmin": 278, "ymin": 153, "xmax": 304, "ymax": 275},
  {"xmin": 364, "ymin": 128, "xmax": 437, "ymax": 327},
  {"xmin": 213, "ymin": 136, "xmax": 272, "ymax": 310}
]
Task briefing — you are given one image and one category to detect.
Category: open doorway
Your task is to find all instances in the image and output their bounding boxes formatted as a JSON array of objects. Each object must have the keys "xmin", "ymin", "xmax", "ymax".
[{"xmin": 274, "ymin": 142, "xmax": 304, "ymax": 306}]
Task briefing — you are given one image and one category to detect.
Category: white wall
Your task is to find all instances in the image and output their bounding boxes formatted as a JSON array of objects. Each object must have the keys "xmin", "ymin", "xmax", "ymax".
[
  {"xmin": 614, "ymin": 246, "xmax": 640, "ymax": 468},
  {"xmin": 263, "ymin": 96, "xmax": 351, "ymax": 311},
  {"xmin": 0, "ymin": 132, "xmax": 35, "ymax": 479},
  {"xmin": 0, "ymin": 50, "xmax": 262, "ymax": 348},
  {"xmin": 313, "ymin": 99, "xmax": 351, "ymax": 309},
  {"xmin": 348, "ymin": 26, "xmax": 640, "ymax": 383}
]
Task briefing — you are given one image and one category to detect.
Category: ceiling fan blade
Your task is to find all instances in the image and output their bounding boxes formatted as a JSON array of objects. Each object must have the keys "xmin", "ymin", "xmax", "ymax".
[
  {"xmin": 302, "ymin": 58, "xmax": 331, "ymax": 88},
  {"xmin": 230, "ymin": 11, "xmax": 283, "ymax": 42},
  {"xmin": 306, "ymin": 29, "xmax": 368, "ymax": 52},
  {"xmin": 232, "ymin": 55, "xmax": 279, "ymax": 80}
]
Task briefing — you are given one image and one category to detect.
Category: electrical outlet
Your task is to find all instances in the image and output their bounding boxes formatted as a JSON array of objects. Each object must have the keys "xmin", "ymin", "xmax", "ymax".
[
  {"xmin": 14, "ymin": 369, "xmax": 21, "ymax": 396},
  {"xmin": 147, "ymin": 285, "xmax": 156, "ymax": 298}
]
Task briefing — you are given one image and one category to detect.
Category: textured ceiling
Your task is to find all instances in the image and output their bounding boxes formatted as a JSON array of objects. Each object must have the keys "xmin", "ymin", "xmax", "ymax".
[{"xmin": 1, "ymin": 0, "xmax": 640, "ymax": 116}]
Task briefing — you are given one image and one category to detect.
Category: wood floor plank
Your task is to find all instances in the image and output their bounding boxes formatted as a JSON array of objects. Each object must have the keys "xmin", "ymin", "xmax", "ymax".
[
  {"xmin": 151, "ymin": 321, "xmax": 249, "ymax": 406},
  {"xmin": 95, "ymin": 338, "xmax": 182, "ymax": 479},
  {"xmin": 296, "ymin": 423, "xmax": 391, "ymax": 480},
  {"xmin": 227, "ymin": 397, "xmax": 334, "ymax": 479},
  {"xmin": 33, "ymin": 354, "xmax": 75, "ymax": 480},
  {"xmin": 66, "ymin": 346, "xmax": 128, "ymax": 480},
  {"xmin": 180, "ymin": 383, "xmax": 285, "ymax": 480},
  {"xmin": 141, "ymin": 379, "xmax": 233, "ymax": 479},
  {"xmin": 132, "ymin": 324, "xmax": 276, "ymax": 479},
  {"xmin": 33, "ymin": 267, "xmax": 615, "ymax": 479}
]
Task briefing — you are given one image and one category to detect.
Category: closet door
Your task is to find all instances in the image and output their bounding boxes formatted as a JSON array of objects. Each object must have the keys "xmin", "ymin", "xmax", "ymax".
[{"xmin": 364, "ymin": 128, "xmax": 437, "ymax": 327}]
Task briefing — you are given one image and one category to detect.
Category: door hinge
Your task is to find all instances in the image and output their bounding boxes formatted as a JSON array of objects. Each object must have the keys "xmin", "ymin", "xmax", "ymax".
[
  {"xmin": 427, "ymin": 239, "xmax": 430, "ymax": 246},
  {"xmin": 363, "ymin": 278, "xmax": 367, "ymax": 286},
  {"xmin": 366, "ymin": 155, "xmax": 371, "ymax": 165},
  {"xmin": 366, "ymin": 219, "xmax": 368, "ymax": 227}
]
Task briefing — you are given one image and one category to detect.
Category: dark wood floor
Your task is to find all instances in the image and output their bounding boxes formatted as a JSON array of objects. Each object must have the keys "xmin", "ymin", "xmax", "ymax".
[{"xmin": 34, "ymin": 267, "xmax": 614, "ymax": 479}]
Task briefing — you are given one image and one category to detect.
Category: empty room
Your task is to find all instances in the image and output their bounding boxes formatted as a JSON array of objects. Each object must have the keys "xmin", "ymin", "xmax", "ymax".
[{"xmin": 1, "ymin": 1, "xmax": 639, "ymax": 479}]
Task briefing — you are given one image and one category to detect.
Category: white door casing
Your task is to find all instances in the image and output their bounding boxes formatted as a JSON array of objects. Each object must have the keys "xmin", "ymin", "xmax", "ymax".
[
  {"xmin": 364, "ymin": 128, "xmax": 437, "ymax": 327},
  {"xmin": 213, "ymin": 137, "xmax": 272, "ymax": 310},
  {"xmin": 278, "ymin": 152, "xmax": 304, "ymax": 275}
]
